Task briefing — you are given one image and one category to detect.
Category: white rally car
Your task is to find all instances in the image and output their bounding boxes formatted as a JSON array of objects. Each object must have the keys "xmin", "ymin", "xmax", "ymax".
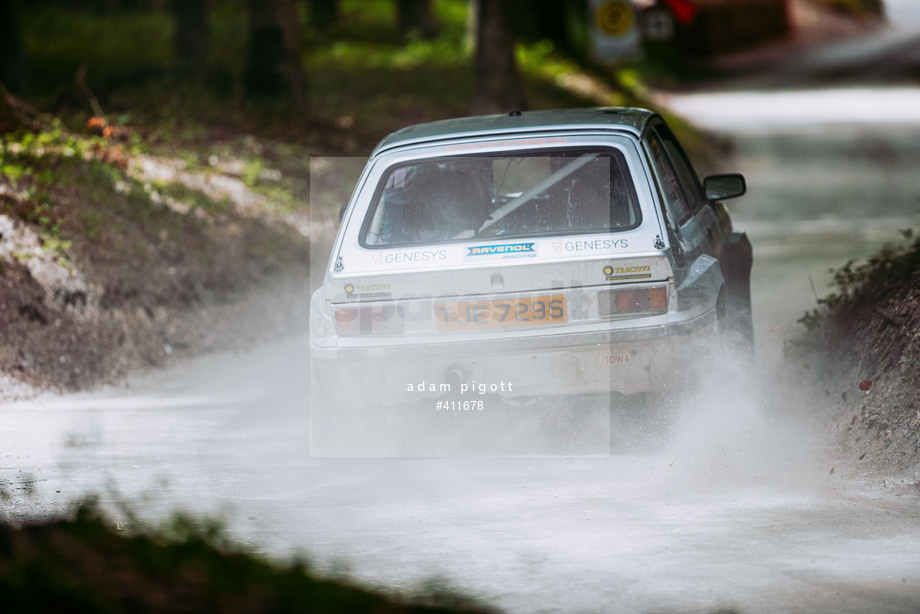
[{"xmin": 310, "ymin": 107, "xmax": 751, "ymax": 453}]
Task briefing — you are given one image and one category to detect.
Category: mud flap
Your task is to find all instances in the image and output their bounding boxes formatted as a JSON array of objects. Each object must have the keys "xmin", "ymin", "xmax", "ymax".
[{"xmin": 720, "ymin": 231, "xmax": 754, "ymax": 357}]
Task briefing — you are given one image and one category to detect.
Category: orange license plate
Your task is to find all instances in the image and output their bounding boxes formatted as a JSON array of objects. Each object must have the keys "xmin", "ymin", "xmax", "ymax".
[{"xmin": 435, "ymin": 295, "xmax": 567, "ymax": 331}]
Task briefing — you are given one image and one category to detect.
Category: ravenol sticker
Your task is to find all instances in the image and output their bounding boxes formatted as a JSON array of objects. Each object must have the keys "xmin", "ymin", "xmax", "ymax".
[
  {"xmin": 604, "ymin": 264, "xmax": 651, "ymax": 282},
  {"xmin": 467, "ymin": 243, "xmax": 536, "ymax": 257}
]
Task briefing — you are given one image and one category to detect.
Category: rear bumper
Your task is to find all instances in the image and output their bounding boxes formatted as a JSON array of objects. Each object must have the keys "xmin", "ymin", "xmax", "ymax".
[{"xmin": 310, "ymin": 309, "xmax": 717, "ymax": 410}]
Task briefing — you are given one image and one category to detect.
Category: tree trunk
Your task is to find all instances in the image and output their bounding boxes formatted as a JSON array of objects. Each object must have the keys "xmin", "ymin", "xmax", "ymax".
[
  {"xmin": 473, "ymin": 0, "xmax": 525, "ymax": 114},
  {"xmin": 395, "ymin": 0, "xmax": 439, "ymax": 40},
  {"xmin": 245, "ymin": 0, "xmax": 305, "ymax": 102},
  {"xmin": 0, "ymin": 0, "xmax": 28, "ymax": 94},
  {"xmin": 307, "ymin": 0, "xmax": 341, "ymax": 30},
  {"xmin": 172, "ymin": 0, "xmax": 208, "ymax": 75}
]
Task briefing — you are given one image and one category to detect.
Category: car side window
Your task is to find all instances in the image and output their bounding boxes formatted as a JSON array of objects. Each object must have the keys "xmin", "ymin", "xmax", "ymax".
[
  {"xmin": 646, "ymin": 130, "xmax": 692, "ymax": 225},
  {"xmin": 655, "ymin": 126, "xmax": 706, "ymax": 213}
]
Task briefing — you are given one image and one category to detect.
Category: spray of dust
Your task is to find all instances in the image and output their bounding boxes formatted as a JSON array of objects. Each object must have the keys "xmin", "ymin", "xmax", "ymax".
[
  {"xmin": 310, "ymin": 337, "xmax": 841, "ymax": 485},
  {"xmin": 308, "ymin": 379, "xmax": 612, "ymax": 457},
  {"xmin": 657, "ymin": 340, "xmax": 838, "ymax": 498}
]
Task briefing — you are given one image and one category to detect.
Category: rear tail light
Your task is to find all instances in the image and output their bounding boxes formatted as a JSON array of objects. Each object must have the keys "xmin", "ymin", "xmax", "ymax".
[
  {"xmin": 599, "ymin": 285, "xmax": 668, "ymax": 317},
  {"xmin": 334, "ymin": 304, "xmax": 404, "ymax": 335}
]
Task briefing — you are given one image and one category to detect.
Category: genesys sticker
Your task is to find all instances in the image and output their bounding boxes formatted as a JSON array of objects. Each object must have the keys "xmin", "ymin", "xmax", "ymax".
[
  {"xmin": 551, "ymin": 238, "xmax": 629, "ymax": 253},
  {"xmin": 371, "ymin": 249, "xmax": 448, "ymax": 265},
  {"xmin": 466, "ymin": 243, "xmax": 537, "ymax": 260}
]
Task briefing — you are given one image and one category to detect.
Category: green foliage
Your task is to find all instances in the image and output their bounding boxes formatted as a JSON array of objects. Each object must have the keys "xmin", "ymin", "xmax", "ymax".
[
  {"xmin": 306, "ymin": 4, "xmax": 474, "ymax": 132},
  {"xmin": 1, "ymin": 163, "xmax": 26, "ymax": 182},
  {"xmin": 241, "ymin": 157, "xmax": 264, "ymax": 188},
  {"xmin": 41, "ymin": 236, "xmax": 73, "ymax": 255},
  {"xmin": 799, "ymin": 228, "xmax": 920, "ymax": 330},
  {"xmin": 77, "ymin": 209, "xmax": 108, "ymax": 242},
  {"xmin": 1, "ymin": 127, "xmax": 193, "ymax": 259},
  {"xmin": 21, "ymin": 8, "xmax": 173, "ymax": 94},
  {"xmin": 12, "ymin": 0, "xmax": 668, "ymax": 152},
  {"xmin": 252, "ymin": 184, "xmax": 296, "ymax": 213},
  {"xmin": 159, "ymin": 182, "xmax": 232, "ymax": 215},
  {"xmin": 1, "ymin": 128, "xmax": 104, "ymax": 167},
  {"xmin": 0, "ymin": 505, "xmax": 497, "ymax": 614},
  {"xmin": 0, "ymin": 129, "xmax": 94, "ymax": 258}
]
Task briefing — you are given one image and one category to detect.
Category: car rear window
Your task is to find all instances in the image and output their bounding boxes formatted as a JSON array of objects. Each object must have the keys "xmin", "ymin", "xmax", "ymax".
[{"xmin": 361, "ymin": 148, "xmax": 641, "ymax": 247}]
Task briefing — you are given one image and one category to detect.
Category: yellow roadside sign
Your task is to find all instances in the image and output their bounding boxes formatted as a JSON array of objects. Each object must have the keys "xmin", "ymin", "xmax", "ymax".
[
  {"xmin": 589, "ymin": 0, "xmax": 640, "ymax": 63},
  {"xmin": 595, "ymin": 0, "xmax": 635, "ymax": 37}
]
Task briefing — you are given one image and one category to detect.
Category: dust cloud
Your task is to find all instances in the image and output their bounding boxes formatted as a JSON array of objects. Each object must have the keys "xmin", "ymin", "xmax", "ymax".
[
  {"xmin": 660, "ymin": 343, "xmax": 832, "ymax": 497},
  {"xmin": 309, "ymin": 334, "xmax": 835, "ymax": 497}
]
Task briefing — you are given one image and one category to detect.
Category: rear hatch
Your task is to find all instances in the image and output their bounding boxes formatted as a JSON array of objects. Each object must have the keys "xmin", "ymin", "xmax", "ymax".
[{"xmin": 324, "ymin": 135, "xmax": 672, "ymax": 342}]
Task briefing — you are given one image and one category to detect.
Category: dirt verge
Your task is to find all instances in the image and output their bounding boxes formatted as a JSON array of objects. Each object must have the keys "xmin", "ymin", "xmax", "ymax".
[
  {"xmin": 0, "ymin": 113, "xmax": 311, "ymax": 401},
  {"xmin": 788, "ymin": 234, "xmax": 920, "ymax": 482}
]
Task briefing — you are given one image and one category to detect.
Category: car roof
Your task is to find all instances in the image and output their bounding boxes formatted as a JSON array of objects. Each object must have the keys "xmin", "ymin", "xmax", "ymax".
[{"xmin": 371, "ymin": 107, "xmax": 658, "ymax": 157}]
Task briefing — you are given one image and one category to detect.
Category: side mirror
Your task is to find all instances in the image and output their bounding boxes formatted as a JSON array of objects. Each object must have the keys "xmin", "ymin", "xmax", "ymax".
[
  {"xmin": 703, "ymin": 173, "xmax": 746, "ymax": 200},
  {"xmin": 338, "ymin": 204, "xmax": 347, "ymax": 222}
]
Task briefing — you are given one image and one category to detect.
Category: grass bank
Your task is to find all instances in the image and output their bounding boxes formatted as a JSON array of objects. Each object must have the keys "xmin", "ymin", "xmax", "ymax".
[
  {"xmin": 790, "ymin": 230, "xmax": 920, "ymax": 479},
  {"xmin": 0, "ymin": 504, "xmax": 497, "ymax": 613}
]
